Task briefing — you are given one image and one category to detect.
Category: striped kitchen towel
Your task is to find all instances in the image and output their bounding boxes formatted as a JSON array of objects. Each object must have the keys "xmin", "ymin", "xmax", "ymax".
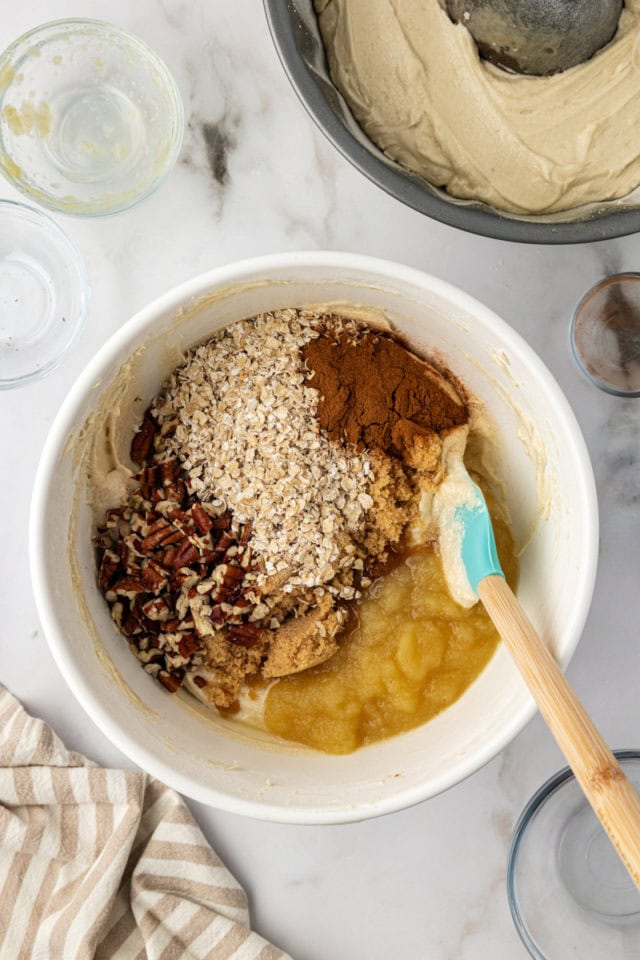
[{"xmin": 0, "ymin": 685, "xmax": 291, "ymax": 960}]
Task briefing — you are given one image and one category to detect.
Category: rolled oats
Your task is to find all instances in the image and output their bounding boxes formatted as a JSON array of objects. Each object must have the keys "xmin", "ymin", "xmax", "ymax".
[{"xmin": 151, "ymin": 310, "xmax": 379, "ymax": 600}]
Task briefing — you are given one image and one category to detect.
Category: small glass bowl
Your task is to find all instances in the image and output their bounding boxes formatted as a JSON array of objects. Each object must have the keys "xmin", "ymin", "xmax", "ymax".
[
  {"xmin": 508, "ymin": 750, "xmax": 640, "ymax": 960},
  {"xmin": 571, "ymin": 274, "xmax": 640, "ymax": 397},
  {"xmin": 0, "ymin": 200, "xmax": 88, "ymax": 387},
  {"xmin": 0, "ymin": 19, "xmax": 184, "ymax": 216}
]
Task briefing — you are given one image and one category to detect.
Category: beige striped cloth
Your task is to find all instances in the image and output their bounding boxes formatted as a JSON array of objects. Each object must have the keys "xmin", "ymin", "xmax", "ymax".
[{"xmin": 0, "ymin": 686, "xmax": 291, "ymax": 960}]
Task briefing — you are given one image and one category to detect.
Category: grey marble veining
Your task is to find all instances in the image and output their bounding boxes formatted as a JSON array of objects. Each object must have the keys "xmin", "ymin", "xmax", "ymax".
[{"xmin": 1, "ymin": 2, "xmax": 640, "ymax": 958}]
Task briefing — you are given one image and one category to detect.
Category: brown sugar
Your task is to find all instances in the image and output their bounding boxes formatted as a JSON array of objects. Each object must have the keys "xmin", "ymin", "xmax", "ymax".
[{"xmin": 262, "ymin": 593, "xmax": 343, "ymax": 678}]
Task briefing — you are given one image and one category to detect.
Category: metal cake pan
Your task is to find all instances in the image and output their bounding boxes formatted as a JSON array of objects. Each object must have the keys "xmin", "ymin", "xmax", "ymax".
[{"xmin": 264, "ymin": 0, "xmax": 640, "ymax": 244}]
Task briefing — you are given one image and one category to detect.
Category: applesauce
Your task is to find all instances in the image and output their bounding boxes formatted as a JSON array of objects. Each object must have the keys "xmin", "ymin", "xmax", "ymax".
[{"xmin": 264, "ymin": 498, "xmax": 517, "ymax": 754}]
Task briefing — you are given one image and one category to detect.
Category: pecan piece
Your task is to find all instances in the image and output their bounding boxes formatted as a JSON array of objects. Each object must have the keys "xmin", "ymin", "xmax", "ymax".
[
  {"xmin": 209, "ymin": 604, "xmax": 225, "ymax": 627},
  {"xmin": 130, "ymin": 411, "xmax": 158, "ymax": 465},
  {"xmin": 141, "ymin": 563, "xmax": 167, "ymax": 593},
  {"xmin": 160, "ymin": 459, "xmax": 180, "ymax": 484},
  {"xmin": 219, "ymin": 564, "xmax": 245, "ymax": 584},
  {"xmin": 178, "ymin": 633, "xmax": 201, "ymax": 658},
  {"xmin": 97, "ymin": 550, "xmax": 120, "ymax": 590},
  {"xmin": 140, "ymin": 521, "xmax": 184, "ymax": 553},
  {"xmin": 215, "ymin": 531, "xmax": 234, "ymax": 552},
  {"xmin": 152, "ymin": 480, "xmax": 186, "ymax": 505},
  {"xmin": 158, "ymin": 670, "xmax": 184, "ymax": 693},
  {"xmin": 141, "ymin": 597, "xmax": 172, "ymax": 622},
  {"xmin": 209, "ymin": 512, "xmax": 232, "ymax": 531},
  {"xmin": 112, "ymin": 575, "xmax": 145, "ymax": 598},
  {"xmin": 121, "ymin": 611, "xmax": 143, "ymax": 638},
  {"xmin": 160, "ymin": 546, "xmax": 177, "ymax": 570},
  {"xmin": 191, "ymin": 502, "xmax": 213, "ymax": 534},
  {"xmin": 228, "ymin": 623, "xmax": 261, "ymax": 648},
  {"xmin": 164, "ymin": 506, "xmax": 190, "ymax": 524},
  {"xmin": 171, "ymin": 539, "xmax": 200, "ymax": 570}
]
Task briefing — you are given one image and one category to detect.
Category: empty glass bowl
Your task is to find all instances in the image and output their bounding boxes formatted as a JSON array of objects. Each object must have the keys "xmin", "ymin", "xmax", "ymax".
[
  {"xmin": 508, "ymin": 751, "xmax": 640, "ymax": 959},
  {"xmin": 0, "ymin": 200, "xmax": 88, "ymax": 387},
  {"xmin": 571, "ymin": 274, "xmax": 640, "ymax": 397},
  {"xmin": 0, "ymin": 19, "xmax": 184, "ymax": 216}
]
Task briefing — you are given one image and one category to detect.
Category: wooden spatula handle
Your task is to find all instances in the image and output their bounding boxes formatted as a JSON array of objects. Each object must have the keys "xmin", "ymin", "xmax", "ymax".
[{"xmin": 478, "ymin": 574, "xmax": 640, "ymax": 890}]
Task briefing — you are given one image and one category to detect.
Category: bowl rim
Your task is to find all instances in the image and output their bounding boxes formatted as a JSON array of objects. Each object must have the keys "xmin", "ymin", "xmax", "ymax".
[
  {"xmin": 262, "ymin": 0, "xmax": 640, "ymax": 246},
  {"xmin": 29, "ymin": 251, "xmax": 600, "ymax": 821},
  {"xmin": 0, "ymin": 18, "xmax": 184, "ymax": 218}
]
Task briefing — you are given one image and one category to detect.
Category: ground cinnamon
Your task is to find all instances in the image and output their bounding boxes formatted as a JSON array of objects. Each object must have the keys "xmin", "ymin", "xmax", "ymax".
[{"xmin": 302, "ymin": 325, "xmax": 468, "ymax": 463}]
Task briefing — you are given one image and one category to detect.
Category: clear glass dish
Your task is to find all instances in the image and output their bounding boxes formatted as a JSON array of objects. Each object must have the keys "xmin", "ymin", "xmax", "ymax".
[
  {"xmin": 508, "ymin": 750, "xmax": 640, "ymax": 960},
  {"xmin": 0, "ymin": 200, "xmax": 89, "ymax": 387},
  {"xmin": 0, "ymin": 19, "xmax": 184, "ymax": 216},
  {"xmin": 571, "ymin": 274, "xmax": 640, "ymax": 397}
]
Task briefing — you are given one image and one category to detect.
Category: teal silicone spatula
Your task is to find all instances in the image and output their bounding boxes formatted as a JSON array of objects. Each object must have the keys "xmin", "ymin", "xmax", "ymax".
[{"xmin": 434, "ymin": 440, "xmax": 640, "ymax": 890}]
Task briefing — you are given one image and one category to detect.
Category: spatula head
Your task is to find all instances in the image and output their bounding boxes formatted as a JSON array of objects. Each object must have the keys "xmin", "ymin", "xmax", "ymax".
[{"xmin": 456, "ymin": 480, "xmax": 504, "ymax": 595}]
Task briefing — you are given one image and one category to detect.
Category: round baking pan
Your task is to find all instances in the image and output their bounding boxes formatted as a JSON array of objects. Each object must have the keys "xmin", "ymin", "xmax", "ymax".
[{"xmin": 264, "ymin": 0, "xmax": 640, "ymax": 244}]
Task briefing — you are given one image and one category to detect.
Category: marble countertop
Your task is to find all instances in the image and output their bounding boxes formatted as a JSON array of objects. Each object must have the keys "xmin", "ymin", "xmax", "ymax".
[{"xmin": 2, "ymin": 2, "xmax": 639, "ymax": 957}]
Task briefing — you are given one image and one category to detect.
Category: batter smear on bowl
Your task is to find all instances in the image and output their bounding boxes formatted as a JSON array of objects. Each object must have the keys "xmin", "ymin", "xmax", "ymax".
[{"xmin": 95, "ymin": 308, "xmax": 517, "ymax": 752}]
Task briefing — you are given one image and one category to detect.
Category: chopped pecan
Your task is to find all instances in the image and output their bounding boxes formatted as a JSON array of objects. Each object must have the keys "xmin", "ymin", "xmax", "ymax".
[
  {"xmin": 173, "ymin": 568, "xmax": 198, "ymax": 587},
  {"xmin": 191, "ymin": 502, "xmax": 213, "ymax": 534},
  {"xmin": 141, "ymin": 563, "xmax": 167, "ymax": 593},
  {"xmin": 159, "ymin": 546, "xmax": 177, "ymax": 569},
  {"xmin": 210, "ymin": 604, "xmax": 225, "ymax": 626},
  {"xmin": 178, "ymin": 633, "xmax": 201, "ymax": 658},
  {"xmin": 164, "ymin": 506, "xmax": 190, "ymax": 524},
  {"xmin": 112, "ymin": 575, "xmax": 145, "ymax": 597},
  {"xmin": 158, "ymin": 670, "xmax": 184, "ymax": 693},
  {"xmin": 228, "ymin": 623, "xmax": 261, "ymax": 648},
  {"xmin": 141, "ymin": 523, "xmax": 183, "ymax": 553},
  {"xmin": 209, "ymin": 512, "xmax": 232, "ymax": 531},
  {"xmin": 110, "ymin": 602, "xmax": 124, "ymax": 628},
  {"xmin": 219, "ymin": 564, "xmax": 245, "ymax": 584},
  {"xmin": 96, "ymin": 454, "xmax": 267, "ymax": 698},
  {"xmin": 117, "ymin": 540, "xmax": 130, "ymax": 568},
  {"xmin": 120, "ymin": 611, "xmax": 142, "ymax": 638},
  {"xmin": 141, "ymin": 597, "xmax": 171, "ymax": 622},
  {"xmin": 97, "ymin": 551, "xmax": 119, "ymax": 590},
  {"xmin": 130, "ymin": 411, "xmax": 158, "ymax": 465},
  {"xmin": 153, "ymin": 480, "xmax": 186, "ymax": 505},
  {"xmin": 171, "ymin": 539, "xmax": 200, "ymax": 570},
  {"xmin": 215, "ymin": 531, "xmax": 234, "ymax": 552},
  {"xmin": 160, "ymin": 460, "xmax": 180, "ymax": 484}
]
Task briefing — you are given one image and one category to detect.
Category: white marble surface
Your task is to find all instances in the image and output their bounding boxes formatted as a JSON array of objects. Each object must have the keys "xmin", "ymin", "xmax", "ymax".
[{"xmin": 1, "ymin": 2, "xmax": 640, "ymax": 957}]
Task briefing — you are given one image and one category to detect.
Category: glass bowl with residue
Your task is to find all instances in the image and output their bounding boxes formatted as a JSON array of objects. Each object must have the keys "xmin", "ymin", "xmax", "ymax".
[{"xmin": 0, "ymin": 19, "xmax": 184, "ymax": 217}]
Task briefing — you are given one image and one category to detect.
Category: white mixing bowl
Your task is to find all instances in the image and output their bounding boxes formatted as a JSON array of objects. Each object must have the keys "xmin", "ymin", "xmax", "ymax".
[{"xmin": 30, "ymin": 252, "xmax": 598, "ymax": 823}]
